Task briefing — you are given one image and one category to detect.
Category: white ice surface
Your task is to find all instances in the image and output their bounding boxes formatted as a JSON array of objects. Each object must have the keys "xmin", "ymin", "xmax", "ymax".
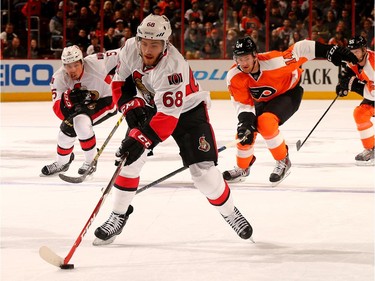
[{"xmin": 1, "ymin": 100, "xmax": 374, "ymax": 281}]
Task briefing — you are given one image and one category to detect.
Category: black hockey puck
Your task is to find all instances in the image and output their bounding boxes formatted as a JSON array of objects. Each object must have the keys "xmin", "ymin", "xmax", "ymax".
[{"xmin": 60, "ymin": 264, "xmax": 74, "ymax": 270}]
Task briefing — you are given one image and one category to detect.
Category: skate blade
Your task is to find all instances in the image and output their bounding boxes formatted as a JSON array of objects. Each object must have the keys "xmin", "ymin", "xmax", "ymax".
[
  {"xmin": 225, "ymin": 177, "xmax": 248, "ymax": 183},
  {"xmin": 355, "ymin": 159, "xmax": 375, "ymax": 166},
  {"xmin": 92, "ymin": 236, "xmax": 117, "ymax": 246},
  {"xmin": 271, "ymin": 170, "xmax": 291, "ymax": 187}
]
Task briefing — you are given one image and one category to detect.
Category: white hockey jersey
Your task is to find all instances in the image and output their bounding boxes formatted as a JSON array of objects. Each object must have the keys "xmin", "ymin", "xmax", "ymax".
[
  {"xmin": 51, "ymin": 49, "xmax": 120, "ymax": 120},
  {"xmin": 113, "ymin": 37, "xmax": 211, "ymax": 141}
]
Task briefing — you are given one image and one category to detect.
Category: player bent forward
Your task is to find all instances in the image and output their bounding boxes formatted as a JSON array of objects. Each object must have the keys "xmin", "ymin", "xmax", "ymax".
[
  {"xmin": 41, "ymin": 46, "xmax": 119, "ymax": 176},
  {"xmin": 223, "ymin": 37, "xmax": 359, "ymax": 184},
  {"xmin": 336, "ymin": 36, "xmax": 374, "ymax": 165},
  {"xmin": 93, "ymin": 15, "xmax": 253, "ymax": 245}
]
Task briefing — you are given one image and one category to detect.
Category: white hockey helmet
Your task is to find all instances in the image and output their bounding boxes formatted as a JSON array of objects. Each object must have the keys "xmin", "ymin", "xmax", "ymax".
[
  {"xmin": 61, "ymin": 45, "xmax": 83, "ymax": 64},
  {"xmin": 136, "ymin": 14, "xmax": 172, "ymax": 51}
]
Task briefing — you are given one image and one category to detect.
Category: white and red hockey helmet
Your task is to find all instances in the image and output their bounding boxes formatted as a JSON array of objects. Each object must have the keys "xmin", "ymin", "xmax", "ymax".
[
  {"xmin": 136, "ymin": 14, "xmax": 172, "ymax": 51},
  {"xmin": 61, "ymin": 45, "xmax": 83, "ymax": 64}
]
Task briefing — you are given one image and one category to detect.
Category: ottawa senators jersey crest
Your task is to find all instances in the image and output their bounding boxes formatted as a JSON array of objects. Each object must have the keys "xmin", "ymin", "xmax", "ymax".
[{"xmin": 198, "ymin": 135, "xmax": 210, "ymax": 152}]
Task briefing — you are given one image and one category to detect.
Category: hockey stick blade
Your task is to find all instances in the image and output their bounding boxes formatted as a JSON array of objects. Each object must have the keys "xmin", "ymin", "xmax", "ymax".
[
  {"xmin": 58, "ymin": 164, "xmax": 95, "ymax": 183},
  {"xmin": 296, "ymin": 140, "xmax": 302, "ymax": 151},
  {"xmin": 39, "ymin": 246, "xmax": 64, "ymax": 267}
]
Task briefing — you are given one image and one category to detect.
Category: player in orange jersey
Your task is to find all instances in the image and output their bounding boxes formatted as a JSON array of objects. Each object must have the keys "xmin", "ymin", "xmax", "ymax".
[
  {"xmin": 336, "ymin": 36, "xmax": 374, "ymax": 165},
  {"xmin": 222, "ymin": 36, "xmax": 358, "ymax": 185}
]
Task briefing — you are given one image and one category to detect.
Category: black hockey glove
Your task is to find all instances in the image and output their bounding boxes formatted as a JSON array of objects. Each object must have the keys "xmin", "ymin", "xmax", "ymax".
[
  {"xmin": 327, "ymin": 45, "xmax": 358, "ymax": 66},
  {"xmin": 120, "ymin": 98, "xmax": 148, "ymax": 129},
  {"xmin": 63, "ymin": 87, "xmax": 91, "ymax": 109},
  {"xmin": 115, "ymin": 128, "xmax": 153, "ymax": 166},
  {"xmin": 237, "ymin": 112, "xmax": 257, "ymax": 145},
  {"xmin": 336, "ymin": 75, "xmax": 366, "ymax": 96}
]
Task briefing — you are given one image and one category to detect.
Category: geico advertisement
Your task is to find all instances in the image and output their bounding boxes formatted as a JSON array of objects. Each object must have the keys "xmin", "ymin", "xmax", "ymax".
[{"xmin": 1, "ymin": 59, "xmax": 338, "ymax": 93}]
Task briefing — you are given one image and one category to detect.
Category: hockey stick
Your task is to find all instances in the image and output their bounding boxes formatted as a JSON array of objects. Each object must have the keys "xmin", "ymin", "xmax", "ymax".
[
  {"xmin": 39, "ymin": 155, "xmax": 128, "ymax": 269},
  {"xmin": 296, "ymin": 95, "xmax": 338, "ymax": 151},
  {"xmin": 59, "ymin": 114, "xmax": 125, "ymax": 183},
  {"xmin": 136, "ymin": 137, "xmax": 244, "ymax": 195}
]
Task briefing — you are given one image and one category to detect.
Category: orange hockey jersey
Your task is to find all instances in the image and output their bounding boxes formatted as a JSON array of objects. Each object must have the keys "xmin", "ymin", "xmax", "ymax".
[{"xmin": 227, "ymin": 39, "xmax": 317, "ymax": 115}]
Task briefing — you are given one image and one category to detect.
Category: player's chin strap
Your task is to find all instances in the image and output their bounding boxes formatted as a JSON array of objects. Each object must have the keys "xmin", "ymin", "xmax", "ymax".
[{"xmin": 136, "ymin": 133, "xmax": 250, "ymax": 195}]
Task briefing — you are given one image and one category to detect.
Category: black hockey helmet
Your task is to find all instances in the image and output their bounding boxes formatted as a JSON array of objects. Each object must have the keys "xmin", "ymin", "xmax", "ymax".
[
  {"xmin": 233, "ymin": 36, "xmax": 257, "ymax": 57},
  {"xmin": 348, "ymin": 36, "xmax": 367, "ymax": 49}
]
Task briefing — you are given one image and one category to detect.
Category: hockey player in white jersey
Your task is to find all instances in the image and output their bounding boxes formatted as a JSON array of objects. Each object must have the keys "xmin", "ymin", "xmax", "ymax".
[
  {"xmin": 41, "ymin": 46, "xmax": 120, "ymax": 176},
  {"xmin": 93, "ymin": 14, "xmax": 253, "ymax": 245}
]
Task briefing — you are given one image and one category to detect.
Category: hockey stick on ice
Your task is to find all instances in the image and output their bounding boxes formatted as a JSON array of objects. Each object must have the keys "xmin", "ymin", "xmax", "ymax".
[
  {"xmin": 59, "ymin": 114, "xmax": 125, "ymax": 183},
  {"xmin": 136, "ymin": 137, "xmax": 246, "ymax": 195},
  {"xmin": 296, "ymin": 63, "xmax": 345, "ymax": 151},
  {"xmin": 296, "ymin": 95, "xmax": 338, "ymax": 151},
  {"xmin": 39, "ymin": 154, "xmax": 128, "ymax": 269}
]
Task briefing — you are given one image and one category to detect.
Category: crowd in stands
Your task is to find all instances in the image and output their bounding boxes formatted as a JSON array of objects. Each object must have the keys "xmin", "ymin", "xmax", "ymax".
[{"xmin": 1, "ymin": 0, "xmax": 374, "ymax": 60}]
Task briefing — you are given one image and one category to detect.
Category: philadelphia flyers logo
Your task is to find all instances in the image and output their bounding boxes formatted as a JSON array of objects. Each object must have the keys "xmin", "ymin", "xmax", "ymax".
[{"xmin": 249, "ymin": 86, "xmax": 277, "ymax": 100}]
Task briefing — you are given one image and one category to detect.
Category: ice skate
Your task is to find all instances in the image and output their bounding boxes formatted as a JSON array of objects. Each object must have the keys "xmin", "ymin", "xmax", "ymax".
[
  {"xmin": 222, "ymin": 156, "xmax": 256, "ymax": 183},
  {"xmin": 40, "ymin": 153, "xmax": 75, "ymax": 176},
  {"xmin": 355, "ymin": 148, "xmax": 374, "ymax": 166},
  {"xmin": 93, "ymin": 205, "xmax": 134, "ymax": 246},
  {"xmin": 78, "ymin": 162, "xmax": 97, "ymax": 175},
  {"xmin": 269, "ymin": 154, "xmax": 291, "ymax": 186},
  {"xmin": 223, "ymin": 207, "xmax": 253, "ymax": 240}
]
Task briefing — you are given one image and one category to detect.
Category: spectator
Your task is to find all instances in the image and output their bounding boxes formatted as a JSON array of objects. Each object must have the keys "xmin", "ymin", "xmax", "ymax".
[
  {"xmin": 104, "ymin": 27, "xmax": 120, "ymax": 50},
  {"xmin": 277, "ymin": 19, "xmax": 294, "ymax": 51},
  {"xmin": 360, "ymin": 19, "xmax": 374, "ymax": 48},
  {"xmin": 123, "ymin": 0, "xmax": 135, "ymax": 23},
  {"xmin": 30, "ymin": 38, "xmax": 40, "ymax": 58},
  {"xmin": 87, "ymin": 0, "xmax": 100, "ymax": 24},
  {"xmin": 113, "ymin": 0, "xmax": 126, "ymax": 11},
  {"xmin": 66, "ymin": 18, "xmax": 79, "ymax": 46},
  {"xmin": 114, "ymin": 19, "xmax": 126, "ymax": 40},
  {"xmin": 0, "ymin": 23, "xmax": 17, "ymax": 48},
  {"xmin": 239, "ymin": 5, "xmax": 262, "ymax": 36},
  {"xmin": 204, "ymin": 28, "xmax": 222, "ymax": 58},
  {"xmin": 289, "ymin": 30, "xmax": 303, "ymax": 46},
  {"xmin": 323, "ymin": 0, "xmax": 341, "ymax": 20},
  {"xmin": 325, "ymin": 10, "xmax": 337, "ymax": 39},
  {"xmin": 184, "ymin": 29, "xmax": 202, "ymax": 59},
  {"xmin": 310, "ymin": 30, "xmax": 326, "ymax": 44},
  {"xmin": 3, "ymin": 37, "xmax": 26, "ymax": 59},
  {"xmin": 294, "ymin": 20, "xmax": 308, "ymax": 40},
  {"xmin": 119, "ymin": 27, "xmax": 132, "ymax": 47},
  {"xmin": 312, "ymin": 16, "xmax": 329, "ymax": 43},
  {"xmin": 185, "ymin": 0, "xmax": 203, "ymax": 23},
  {"xmin": 76, "ymin": 6, "xmax": 94, "ymax": 34},
  {"xmin": 49, "ymin": 9, "xmax": 63, "ymax": 36},
  {"xmin": 103, "ymin": 0, "xmax": 114, "ymax": 30},
  {"xmin": 141, "ymin": 0, "xmax": 152, "ymax": 17},
  {"xmin": 269, "ymin": 5, "xmax": 284, "ymax": 31},
  {"xmin": 86, "ymin": 36, "xmax": 103, "ymax": 55},
  {"xmin": 200, "ymin": 41, "xmax": 220, "ymax": 59},
  {"xmin": 184, "ymin": 20, "xmax": 204, "ymax": 41},
  {"xmin": 250, "ymin": 29, "xmax": 265, "ymax": 53},
  {"xmin": 203, "ymin": 1, "xmax": 219, "ymax": 24},
  {"xmin": 75, "ymin": 29, "xmax": 90, "ymax": 52},
  {"xmin": 226, "ymin": 9, "xmax": 240, "ymax": 31},
  {"xmin": 163, "ymin": 0, "xmax": 177, "ymax": 20},
  {"xmin": 225, "ymin": 29, "xmax": 238, "ymax": 59},
  {"xmin": 58, "ymin": 0, "xmax": 78, "ymax": 19},
  {"xmin": 328, "ymin": 31, "xmax": 348, "ymax": 46}
]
